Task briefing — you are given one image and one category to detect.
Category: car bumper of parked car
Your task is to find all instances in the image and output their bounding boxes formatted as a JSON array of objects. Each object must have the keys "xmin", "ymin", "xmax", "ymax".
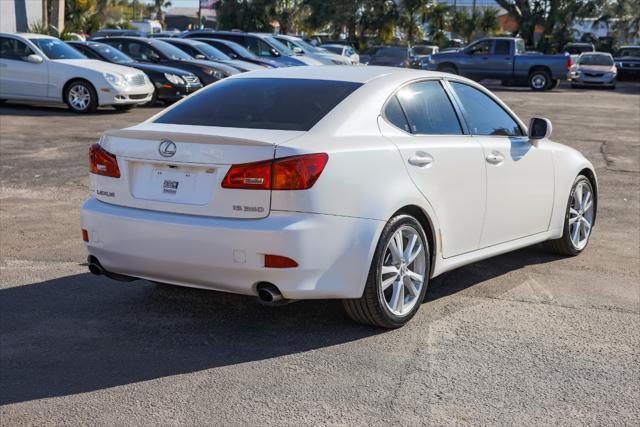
[
  {"xmin": 99, "ymin": 83, "xmax": 155, "ymax": 105},
  {"xmin": 570, "ymin": 74, "xmax": 616, "ymax": 86},
  {"xmin": 81, "ymin": 197, "xmax": 384, "ymax": 300},
  {"xmin": 156, "ymin": 83, "xmax": 202, "ymax": 102}
]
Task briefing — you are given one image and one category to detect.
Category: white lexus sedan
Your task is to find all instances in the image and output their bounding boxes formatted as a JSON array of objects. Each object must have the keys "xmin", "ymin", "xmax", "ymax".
[
  {"xmin": 0, "ymin": 33, "xmax": 154, "ymax": 113},
  {"xmin": 81, "ymin": 66, "xmax": 597, "ymax": 328}
]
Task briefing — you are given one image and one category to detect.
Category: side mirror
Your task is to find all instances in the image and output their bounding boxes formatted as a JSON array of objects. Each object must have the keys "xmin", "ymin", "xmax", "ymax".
[
  {"xmin": 292, "ymin": 46, "xmax": 303, "ymax": 54},
  {"xmin": 195, "ymin": 54, "xmax": 206, "ymax": 60},
  {"xmin": 27, "ymin": 54, "xmax": 44, "ymax": 64},
  {"xmin": 149, "ymin": 53, "xmax": 161, "ymax": 63},
  {"xmin": 528, "ymin": 117, "xmax": 552, "ymax": 140},
  {"xmin": 270, "ymin": 48, "xmax": 280, "ymax": 57}
]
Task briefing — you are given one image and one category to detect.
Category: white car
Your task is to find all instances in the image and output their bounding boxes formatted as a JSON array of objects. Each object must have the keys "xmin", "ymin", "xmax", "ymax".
[
  {"xmin": 81, "ymin": 66, "xmax": 597, "ymax": 328},
  {"xmin": 320, "ymin": 44, "xmax": 360, "ymax": 64},
  {"xmin": 0, "ymin": 33, "xmax": 154, "ymax": 113}
]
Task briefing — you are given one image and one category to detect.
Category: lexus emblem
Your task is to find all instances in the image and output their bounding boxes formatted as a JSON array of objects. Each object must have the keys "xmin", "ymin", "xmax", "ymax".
[{"xmin": 159, "ymin": 139, "xmax": 177, "ymax": 157}]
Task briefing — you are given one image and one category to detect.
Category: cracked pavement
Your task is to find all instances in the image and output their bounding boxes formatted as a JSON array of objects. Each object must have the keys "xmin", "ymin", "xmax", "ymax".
[{"xmin": 1, "ymin": 82, "xmax": 639, "ymax": 425}]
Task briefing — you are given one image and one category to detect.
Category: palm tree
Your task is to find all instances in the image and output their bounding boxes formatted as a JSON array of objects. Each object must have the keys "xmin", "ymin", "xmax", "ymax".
[
  {"xmin": 425, "ymin": 2, "xmax": 448, "ymax": 37},
  {"xmin": 154, "ymin": 0, "xmax": 172, "ymax": 27},
  {"xmin": 478, "ymin": 8, "xmax": 499, "ymax": 36},
  {"xmin": 401, "ymin": 0, "xmax": 429, "ymax": 43}
]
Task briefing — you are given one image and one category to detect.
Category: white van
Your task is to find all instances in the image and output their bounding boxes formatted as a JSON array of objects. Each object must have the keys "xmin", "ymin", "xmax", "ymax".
[{"xmin": 130, "ymin": 20, "xmax": 162, "ymax": 35}]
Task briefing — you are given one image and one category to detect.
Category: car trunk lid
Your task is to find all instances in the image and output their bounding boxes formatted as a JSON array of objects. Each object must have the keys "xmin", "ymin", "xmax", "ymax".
[{"xmin": 92, "ymin": 124, "xmax": 304, "ymax": 219}]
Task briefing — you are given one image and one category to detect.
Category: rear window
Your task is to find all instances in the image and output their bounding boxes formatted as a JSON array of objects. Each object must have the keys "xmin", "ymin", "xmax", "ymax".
[{"xmin": 155, "ymin": 78, "xmax": 362, "ymax": 131}]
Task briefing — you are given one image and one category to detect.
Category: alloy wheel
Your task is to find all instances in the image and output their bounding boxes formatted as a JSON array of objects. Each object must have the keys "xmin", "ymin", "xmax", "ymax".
[
  {"xmin": 68, "ymin": 84, "xmax": 91, "ymax": 111},
  {"xmin": 531, "ymin": 73, "xmax": 547, "ymax": 90},
  {"xmin": 569, "ymin": 181, "xmax": 594, "ymax": 250},
  {"xmin": 380, "ymin": 225, "xmax": 427, "ymax": 316}
]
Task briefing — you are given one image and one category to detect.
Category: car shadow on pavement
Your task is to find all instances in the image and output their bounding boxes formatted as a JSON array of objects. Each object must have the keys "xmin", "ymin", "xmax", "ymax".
[
  {"xmin": 0, "ymin": 103, "xmax": 128, "ymax": 117},
  {"xmin": 0, "ymin": 273, "xmax": 377, "ymax": 405},
  {"xmin": 1, "ymin": 245, "xmax": 563, "ymax": 405},
  {"xmin": 426, "ymin": 244, "xmax": 563, "ymax": 302}
]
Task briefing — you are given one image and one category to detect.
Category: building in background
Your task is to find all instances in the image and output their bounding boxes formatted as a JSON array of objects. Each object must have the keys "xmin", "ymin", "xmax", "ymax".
[
  {"xmin": 165, "ymin": 7, "xmax": 217, "ymax": 31},
  {"xmin": 0, "ymin": 0, "xmax": 43, "ymax": 33}
]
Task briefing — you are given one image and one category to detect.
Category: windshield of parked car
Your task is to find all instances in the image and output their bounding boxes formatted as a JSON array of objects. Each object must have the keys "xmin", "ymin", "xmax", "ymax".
[
  {"xmin": 322, "ymin": 45, "xmax": 344, "ymax": 55},
  {"xmin": 193, "ymin": 43, "xmax": 231, "ymax": 60},
  {"xmin": 152, "ymin": 40, "xmax": 193, "ymax": 60},
  {"xmin": 411, "ymin": 46, "xmax": 436, "ymax": 56},
  {"xmin": 264, "ymin": 36, "xmax": 295, "ymax": 56},
  {"xmin": 377, "ymin": 47, "xmax": 407, "ymax": 59},
  {"xmin": 88, "ymin": 42, "xmax": 134, "ymax": 64},
  {"xmin": 154, "ymin": 78, "xmax": 362, "ymax": 131},
  {"xmin": 617, "ymin": 48, "xmax": 640, "ymax": 58},
  {"xmin": 579, "ymin": 54, "xmax": 614, "ymax": 66},
  {"xmin": 31, "ymin": 38, "xmax": 86, "ymax": 60}
]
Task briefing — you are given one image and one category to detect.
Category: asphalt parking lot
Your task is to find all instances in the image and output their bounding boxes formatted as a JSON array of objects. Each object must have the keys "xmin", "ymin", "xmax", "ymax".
[{"xmin": 1, "ymin": 81, "xmax": 639, "ymax": 425}]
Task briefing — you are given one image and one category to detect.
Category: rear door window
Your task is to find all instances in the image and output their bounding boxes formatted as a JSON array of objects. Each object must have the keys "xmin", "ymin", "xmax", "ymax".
[
  {"xmin": 449, "ymin": 82, "xmax": 523, "ymax": 136},
  {"xmin": 395, "ymin": 80, "xmax": 463, "ymax": 135},
  {"xmin": 383, "ymin": 96, "xmax": 410, "ymax": 133},
  {"xmin": 155, "ymin": 78, "xmax": 362, "ymax": 131}
]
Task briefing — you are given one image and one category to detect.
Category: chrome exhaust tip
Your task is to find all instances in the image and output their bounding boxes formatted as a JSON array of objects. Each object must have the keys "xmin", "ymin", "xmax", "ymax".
[{"xmin": 256, "ymin": 283, "xmax": 286, "ymax": 305}]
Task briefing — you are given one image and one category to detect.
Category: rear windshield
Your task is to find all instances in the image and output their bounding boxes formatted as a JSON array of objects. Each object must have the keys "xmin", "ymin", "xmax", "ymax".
[
  {"xmin": 579, "ymin": 54, "xmax": 613, "ymax": 66},
  {"xmin": 154, "ymin": 78, "xmax": 362, "ymax": 131}
]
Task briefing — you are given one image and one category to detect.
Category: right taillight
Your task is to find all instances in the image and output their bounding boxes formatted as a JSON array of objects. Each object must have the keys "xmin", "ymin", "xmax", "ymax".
[
  {"xmin": 567, "ymin": 57, "xmax": 573, "ymax": 69},
  {"xmin": 222, "ymin": 153, "xmax": 328, "ymax": 190},
  {"xmin": 90, "ymin": 144, "xmax": 120, "ymax": 178}
]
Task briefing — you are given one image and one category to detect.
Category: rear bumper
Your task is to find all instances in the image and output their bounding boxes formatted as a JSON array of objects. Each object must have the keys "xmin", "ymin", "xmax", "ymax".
[{"xmin": 81, "ymin": 198, "xmax": 384, "ymax": 299}]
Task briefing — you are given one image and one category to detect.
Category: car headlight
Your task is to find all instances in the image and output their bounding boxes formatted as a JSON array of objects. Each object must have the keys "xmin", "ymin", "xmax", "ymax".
[
  {"xmin": 615, "ymin": 61, "xmax": 622, "ymax": 67},
  {"xmin": 104, "ymin": 72, "xmax": 127, "ymax": 88},
  {"xmin": 164, "ymin": 73, "xmax": 185, "ymax": 85},
  {"xmin": 204, "ymin": 68, "xmax": 228, "ymax": 79},
  {"xmin": 605, "ymin": 72, "xmax": 616, "ymax": 78}
]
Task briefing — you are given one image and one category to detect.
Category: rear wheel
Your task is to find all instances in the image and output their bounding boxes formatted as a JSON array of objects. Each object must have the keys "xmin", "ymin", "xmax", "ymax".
[
  {"xmin": 343, "ymin": 215, "xmax": 430, "ymax": 328},
  {"xmin": 65, "ymin": 79, "xmax": 98, "ymax": 113},
  {"xmin": 529, "ymin": 70, "xmax": 552, "ymax": 91},
  {"xmin": 544, "ymin": 175, "xmax": 596, "ymax": 256}
]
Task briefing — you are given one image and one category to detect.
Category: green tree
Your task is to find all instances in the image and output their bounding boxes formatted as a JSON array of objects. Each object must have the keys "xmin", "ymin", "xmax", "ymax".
[
  {"xmin": 477, "ymin": 7, "xmax": 499, "ymax": 36},
  {"xmin": 400, "ymin": 0, "xmax": 428, "ymax": 43},
  {"xmin": 154, "ymin": 0, "xmax": 172, "ymax": 27}
]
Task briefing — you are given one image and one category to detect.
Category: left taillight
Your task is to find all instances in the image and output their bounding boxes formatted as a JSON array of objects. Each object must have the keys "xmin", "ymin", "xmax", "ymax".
[{"xmin": 90, "ymin": 143, "xmax": 120, "ymax": 178}]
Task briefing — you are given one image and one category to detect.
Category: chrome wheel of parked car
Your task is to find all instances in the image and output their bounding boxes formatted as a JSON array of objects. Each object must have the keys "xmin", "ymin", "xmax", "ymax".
[
  {"xmin": 544, "ymin": 175, "xmax": 596, "ymax": 256},
  {"xmin": 343, "ymin": 215, "xmax": 429, "ymax": 328},
  {"xmin": 380, "ymin": 226, "xmax": 426, "ymax": 316},
  {"xmin": 65, "ymin": 80, "xmax": 97, "ymax": 114},
  {"xmin": 569, "ymin": 180, "xmax": 595, "ymax": 250}
]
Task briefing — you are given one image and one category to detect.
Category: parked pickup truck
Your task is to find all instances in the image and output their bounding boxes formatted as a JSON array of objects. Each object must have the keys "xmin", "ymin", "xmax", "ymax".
[{"xmin": 425, "ymin": 37, "xmax": 572, "ymax": 90}]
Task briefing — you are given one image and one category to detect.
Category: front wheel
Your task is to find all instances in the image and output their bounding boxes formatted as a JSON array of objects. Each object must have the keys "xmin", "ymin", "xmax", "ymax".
[
  {"xmin": 529, "ymin": 70, "xmax": 552, "ymax": 91},
  {"xmin": 544, "ymin": 175, "xmax": 596, "ymax": 256},
  {"xmin": 65, "ymin": 80, "xmax": 98, "ymax": 113},
  {"xmin": 343, "ymin": 215, "xmax": 430, "ymax": 328}
]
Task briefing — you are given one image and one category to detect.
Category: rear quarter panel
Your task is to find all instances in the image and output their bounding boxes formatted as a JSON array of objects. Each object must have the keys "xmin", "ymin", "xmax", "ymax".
[{"xmin": 514, "ymin": 55, "xmax": 569, "ymax": 80}]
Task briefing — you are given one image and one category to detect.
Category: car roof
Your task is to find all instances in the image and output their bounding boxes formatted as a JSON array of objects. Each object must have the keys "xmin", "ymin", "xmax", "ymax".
[
  {"xmin": 94, "ymin": 36, "xmax": 153, "ymax": 43},
  {"xmin": 158, "ymin": 38, "xmax": 202, "ymax": 46},
  {"xmin": 320, "ymin": 44, "xmax": 346, "ymax": 48},
  {"xmin": 231, "ymin": 65, "xmax": 445, "ymax": 83},
  {"xmin": 4, "ymin": 33, "xmax": 57, "ymax": 40},
  {"xmin": 580, "ymin": 51, "xmax": 612, "ymax": 56}
]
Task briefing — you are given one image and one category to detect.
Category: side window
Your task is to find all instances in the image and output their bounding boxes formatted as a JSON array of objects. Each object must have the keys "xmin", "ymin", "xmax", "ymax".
[
  {"xmin": 396, "ymin": 80, "xmax": 463, "ymax": 135},
  {"xmin": 493, "ymin": 40, "xmax": 511, "ymax": 55},
  {"xmin": 0, "ymin": 37, "xmax": 35, "ymax": 61},
  {"xmin": 468, "ymin": 41, "xmax": 490, "ymax": 55},
  {"xmin": 450, "ymin": 82, "xmax": 523, "ymax": 136},
  {"xmin": 78, "ymin": 46, "xmax": 99, "ymax": 59},
  {"xmin": 383, "ymin": 96, "xmax": 410, "ymax": 133},
  {"xmin": 125, "ymin": 42, "xmax": 155, "ymax": 61}
]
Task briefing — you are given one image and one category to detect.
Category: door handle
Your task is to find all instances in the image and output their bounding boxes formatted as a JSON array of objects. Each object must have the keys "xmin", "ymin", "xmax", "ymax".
[
  {"xmin": 408, "ymin": 152, "xmax": 434, "ymax": 167},
  {"xmin": 486, "ymin": 151, "xmax": 505, "ymax": 165}
]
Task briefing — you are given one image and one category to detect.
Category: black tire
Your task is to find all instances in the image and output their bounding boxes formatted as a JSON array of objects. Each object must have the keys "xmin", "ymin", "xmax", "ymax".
[
  {"xmin": 64, "ymin": 79, "xmax": 98, "ymax": 114},
  {"xmin": 145, "ymin": 89, "xmax": 159, "ymax": 106},
  {"xmin": 114, "ymin": 104, "xmax": 135, "ymax": 112},
  {"xmin": 543, "ymin": 175, "xmax": 596, "ymax": 256},
  {"xmin": 438, "ymin": 64, "xmax": 458, "ymax": 75},
  {"xmin": 343, "ymin": 215, "xmax": 430, "ymax": 329},
  {"xmin": 529, "ymin": 70, "xmax": 552, "ymax": 91}
]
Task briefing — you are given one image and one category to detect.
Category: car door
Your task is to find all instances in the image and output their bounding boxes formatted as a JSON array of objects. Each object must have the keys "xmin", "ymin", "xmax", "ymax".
[
  {"xmin": 379, "ymin": 79, "xmax": 487, "ymax": 258},
  {"xmin": 0, "ymin": 36, "xmax": 49, "ymax": 99},
  {"xmin": 448, "ymin": 81, "xmax": 554, "ymax": 248},
  {"xmin": 486, "ymin": 39, "xmax": 513, "ymax": 80},
  {"xmin": 459, "ymin": 40, "xmax": 491, "ymax": 79}
]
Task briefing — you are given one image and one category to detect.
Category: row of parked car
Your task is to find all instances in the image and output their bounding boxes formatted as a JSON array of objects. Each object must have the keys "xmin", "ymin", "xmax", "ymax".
[
  {"xmin": 1, "ymin": 30, "xmax": 637, "ymax": 114},
  {"xmin": 0, "ymin": 31, "xmax": 361, "ymax": 113}
]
